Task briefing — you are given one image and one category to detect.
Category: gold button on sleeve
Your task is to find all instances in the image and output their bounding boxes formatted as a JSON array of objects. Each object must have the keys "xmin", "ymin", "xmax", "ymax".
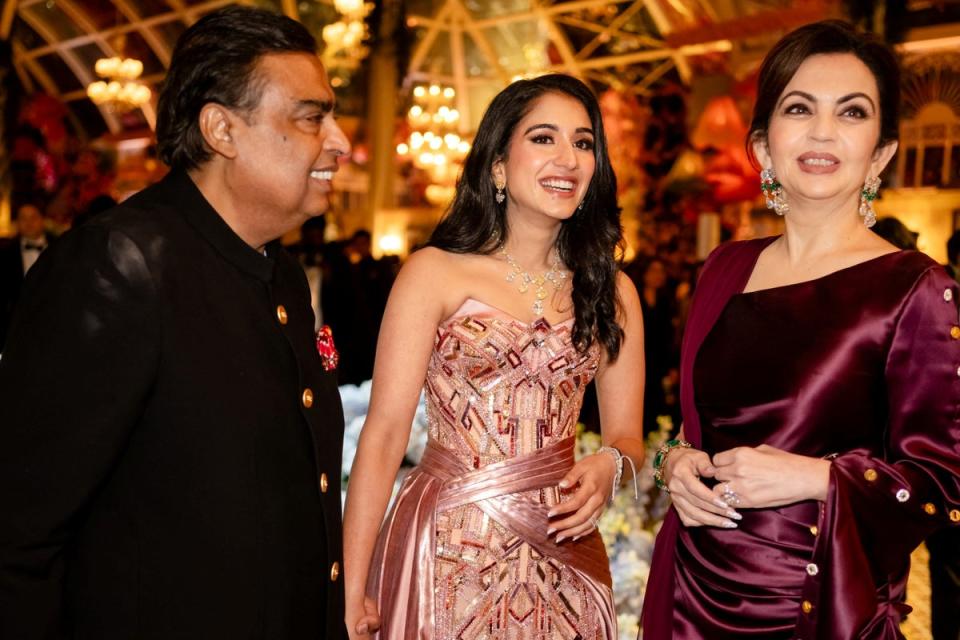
[
  {"xmin": 952, "ymin": 326, "xmax": 960, "ymax": 340},
  {"xmin": 302, "ymin": 388, "xmax": 314, "ymax": 408},
  {"xmin": 276, "ymin": 305, "xmax": 288, "ymax": 325},
  {"xmin": 809, "ymin": 525, "xmax": 819, "ymax": 536},
  {"xmin": 320, "ymin": 473, "xmax": 329, "ymax": 493},
  {"xmin": 330, "ymin": 561, "xmax": 340, "ymax": 581},
  {"xmin": 950, "ymin": 509, "xmax": 960, "ymax": 523},
  {"xmin": 923, "ymin": 503, "xmax": 937, "ymax": 515},
  {"xmin": 801, "ymin": 600, "xmax": 813, "ymax": 614},
  {"xmin": 863, "ymin": 468, "xmax": 878, "ymax": 482}
]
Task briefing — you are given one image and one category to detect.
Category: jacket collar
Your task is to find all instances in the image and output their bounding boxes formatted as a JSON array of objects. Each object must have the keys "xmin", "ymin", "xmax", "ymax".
[{"xmin": 159, "ymin": 168, "xmax": 280, "ymax": 282}]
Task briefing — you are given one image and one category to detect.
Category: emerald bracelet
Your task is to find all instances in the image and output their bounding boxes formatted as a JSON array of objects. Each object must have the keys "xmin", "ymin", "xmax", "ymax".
[{"xmin": 653, "ymin": 438, "xmax": 692, "ymax": 491}]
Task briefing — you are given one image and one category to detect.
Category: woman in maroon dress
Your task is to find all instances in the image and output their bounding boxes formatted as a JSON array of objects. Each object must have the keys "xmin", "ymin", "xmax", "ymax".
[{"xmin": 642, "ymin": 21, "xmax": 960, "ymax": 639}]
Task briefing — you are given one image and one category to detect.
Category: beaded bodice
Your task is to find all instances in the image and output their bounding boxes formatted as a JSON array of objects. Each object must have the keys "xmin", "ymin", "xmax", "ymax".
[{"xmin": 425, "ymin": 298, "xmax": 600, "ymax": 469}]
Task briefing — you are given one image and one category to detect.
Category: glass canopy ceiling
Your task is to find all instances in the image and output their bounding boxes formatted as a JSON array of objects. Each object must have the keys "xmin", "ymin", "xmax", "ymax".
[{"xmin": 6, "ymin": 0, "xmax": 958, "ymax": 140}]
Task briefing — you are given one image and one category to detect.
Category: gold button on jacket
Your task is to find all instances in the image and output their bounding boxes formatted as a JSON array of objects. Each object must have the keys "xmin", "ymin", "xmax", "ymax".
[
  {"xmin": 320, "ymin": 473, "xmax": 329, "ymax": 493},
  {"xmin": 863, "ymin": 468, "xmax": 878, "ymax": 482},
  {"xmin": 301, "ymin": 388, "xmax": 314, "ymax": 408},
  {"xmin": 276, "ymin": 305, "xmax": 288, "ymax": 325},
  {"xmin": 330, "ymin": 561, "xmax": 340, "ymax": 581}
]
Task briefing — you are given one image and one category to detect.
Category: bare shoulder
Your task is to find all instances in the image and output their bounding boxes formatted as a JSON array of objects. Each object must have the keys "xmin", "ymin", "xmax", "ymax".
[
  {"xmin": 396, "ymin": 246, "xmax": 463, "ymax": 286},
  {"xmin": 392, "ymin": 247, "xmax": 473, "ymax": 319},
  {"xmin": 616, "ymin": 270, "xmax": 640, "ymax": 301},
  {"xmin": 616, "ymin": 270, "xmax": 642, "ymax": 315}
]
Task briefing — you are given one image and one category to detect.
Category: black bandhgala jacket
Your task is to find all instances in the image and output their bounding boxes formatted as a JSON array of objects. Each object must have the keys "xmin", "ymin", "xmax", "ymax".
[{"xmin": 0, "ymin": 169, "xmax": 346, "ymax": 639}]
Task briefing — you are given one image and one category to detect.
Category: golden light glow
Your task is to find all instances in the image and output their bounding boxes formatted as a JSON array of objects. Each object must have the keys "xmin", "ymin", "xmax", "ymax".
[
  {"xmin": 397, "ymin": 82, "xmax": 472, "ymax": 188},
  {"xmin": 378, "ymin": 233, "xmax": 403, "ymax": 254},
  {"xmin": 87, "ymin": 55, "xmax": 150, "ymax": 112}
]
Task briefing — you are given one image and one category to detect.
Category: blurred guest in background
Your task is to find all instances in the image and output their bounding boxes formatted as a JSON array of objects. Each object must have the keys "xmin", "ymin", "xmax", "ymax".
[
  {"xmin": 0, "ymin": 203, "xmax": 55, "ymax": 351},
  {"xmin": 625, "ymin": 256, "xmax": 678, "ymax": 435},
  {"xmin": 72, "ymin": 193, "xmax": 118, "ymax": 228},
  {"xmin": 325, "ymin": 229, "xmax": 394, "ymax": 384},
  {"xmin": 870, "ymin": 216, "xmax": 918, "ymax": 251},
  {"xmin": 946, "ymin": 229, "xmax": 960, "ymax": 283},
  {"xmin": 288, "ymin": 215, "xmax": 331, "ymax": 330}
]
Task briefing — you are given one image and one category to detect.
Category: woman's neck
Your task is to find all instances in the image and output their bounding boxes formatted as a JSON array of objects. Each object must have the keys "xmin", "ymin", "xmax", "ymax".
[
  {"xmin": 779, "ymin": 192, "xmax": 873, "ymax": 263},
  {"xmin": 501, "ymin": 214, "xmax": 562, "ymax": 270}
]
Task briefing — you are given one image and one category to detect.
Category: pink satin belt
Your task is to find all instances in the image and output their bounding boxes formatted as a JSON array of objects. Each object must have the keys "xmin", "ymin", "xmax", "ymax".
[{"xmin": 366, "ymin": 436, "xmax": 616, "ymax": 639}]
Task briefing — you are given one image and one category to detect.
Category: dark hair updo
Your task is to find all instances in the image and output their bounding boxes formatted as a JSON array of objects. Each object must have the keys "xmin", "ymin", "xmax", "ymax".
[
  {"xmin": 747, "ymin": 20, "xmax": 901, "ymax": 166},
  {"xmin": 427, "ymin": 74, "xmax": 624, "ymax": 360}
]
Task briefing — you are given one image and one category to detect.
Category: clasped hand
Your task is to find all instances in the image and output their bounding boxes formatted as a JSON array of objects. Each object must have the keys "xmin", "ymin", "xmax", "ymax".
[
  {"xmin": 347, "ymin": 595, "xmax": 380, "ymax": 639},
  {"xmin": 547, "ymin": 452, "xmax": 617, "ymax": 542},
  {"xmin": 665, "ymin": 443, "xmax": 830, "ymax": 528}
]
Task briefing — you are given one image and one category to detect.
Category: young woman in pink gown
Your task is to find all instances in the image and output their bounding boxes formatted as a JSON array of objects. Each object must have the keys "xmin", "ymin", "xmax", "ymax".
[
  {"xmin": 343, "ymin": 74, "xmax": 645, "ymax": 640},
  {"xmin": 642, "ymin": 21, "xmax": 960, "ymax": 639}
]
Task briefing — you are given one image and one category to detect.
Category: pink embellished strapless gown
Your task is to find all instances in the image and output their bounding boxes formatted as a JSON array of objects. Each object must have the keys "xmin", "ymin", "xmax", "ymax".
[{"xmin": 367, "ymin": 298, "xmax": 617, "ymax": 640}]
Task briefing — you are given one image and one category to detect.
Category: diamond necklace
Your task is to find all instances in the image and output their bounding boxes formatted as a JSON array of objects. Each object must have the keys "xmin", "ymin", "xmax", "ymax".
[{"xmin": 499, "ymin": 246, "xmax": 567, "ymax": 316}]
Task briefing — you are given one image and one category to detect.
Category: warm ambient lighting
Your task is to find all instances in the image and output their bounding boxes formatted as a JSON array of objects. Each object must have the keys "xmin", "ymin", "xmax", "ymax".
[
  {"xmin": 321, "ymin": 1, "xmax": 372, "ymax": 85},
  {"xmin": 86, "ymin": 55, "xmax": 150, "ymax": 113},
  {"xmin": 378, "ymin": 233, "xmax": 403, "ymax": 254},
  {"xmin": 397, "ymin": 83, "xmax": 471, "ymax": 202}
]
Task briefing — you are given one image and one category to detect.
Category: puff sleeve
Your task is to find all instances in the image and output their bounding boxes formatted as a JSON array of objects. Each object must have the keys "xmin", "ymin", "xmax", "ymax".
[{"xmin": 796, "ymin": 266, "xmax": 960, "ymax": 639}]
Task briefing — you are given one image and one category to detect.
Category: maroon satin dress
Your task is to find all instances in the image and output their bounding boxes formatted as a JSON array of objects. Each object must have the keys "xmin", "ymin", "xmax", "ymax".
[{"xmin": 642, "ymin": 238, "xmax": 960, "ymax": 639}]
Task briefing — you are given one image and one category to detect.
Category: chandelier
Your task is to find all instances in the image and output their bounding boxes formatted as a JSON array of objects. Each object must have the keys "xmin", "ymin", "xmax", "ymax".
[
  {"xmin": 397, "ymin": 84, "xmax": 471, "ymax": 203},
  {"xmin": 321, "ymin": 0, "xmax": 372, "ymax": 87},
  {"xmin": 86, "ymin": 55, "xmax": 151, "ymax": 113}
]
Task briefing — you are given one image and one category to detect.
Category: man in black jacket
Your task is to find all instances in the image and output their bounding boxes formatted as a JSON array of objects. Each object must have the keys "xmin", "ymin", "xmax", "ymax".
[
  {"xmin": 0, "ymin": 203, "xmax": 55, "ymax": 350},
  {"xmin": 0, "ymin": 7, "xmax": 351, "ymax": 639}
]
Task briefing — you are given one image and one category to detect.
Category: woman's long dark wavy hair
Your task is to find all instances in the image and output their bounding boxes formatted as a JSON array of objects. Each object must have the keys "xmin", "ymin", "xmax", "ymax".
[{"xmin": 427, "ymin": 74, "xmax": 624, "ymax": 360}]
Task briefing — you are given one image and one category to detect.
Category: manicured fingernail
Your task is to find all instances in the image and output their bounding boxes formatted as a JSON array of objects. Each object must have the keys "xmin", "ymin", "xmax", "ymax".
[
  {"xmin": 722, "ymin": 520, "xmax": 738, "ymax": 528},
  {"xmin": 559, "ymin": 480, "xmax": 570, "ymax": 488},
  {"xmin": 572, "ymin": 535, "xmax": 581, "ymax": 542},
  {"xmin": 728, "ymin": 511, "xmax": 742, "ymax": 520},
  {"xmin": 556, "ymin": 535, "xmax": 565, "ymax": 543},
  {"xmin": 714, "ymin": 499, "xmax": 729, "ymax": 509},
  {"xmin": 547, "ymin": 527, "xmax": 556, "ymax": 535},
  {"xmin": 547, "ymin": 510, "xmax": 556, "ymax": 517}
]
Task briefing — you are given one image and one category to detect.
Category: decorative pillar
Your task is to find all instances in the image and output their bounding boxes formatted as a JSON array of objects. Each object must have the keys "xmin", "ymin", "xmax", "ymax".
[{"xmin": 365, "ymin": 0, "xmax": 402, "ymax": 232}]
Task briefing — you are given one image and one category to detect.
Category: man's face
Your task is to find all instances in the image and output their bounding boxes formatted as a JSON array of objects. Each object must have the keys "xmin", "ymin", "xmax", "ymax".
[
  {"xmin": 17, "ymin": 205, "xmax": 45, "ymax": 239},
  {"xmin": 228, "ymin": 52, "xmax": 351, "ymax": 239}
]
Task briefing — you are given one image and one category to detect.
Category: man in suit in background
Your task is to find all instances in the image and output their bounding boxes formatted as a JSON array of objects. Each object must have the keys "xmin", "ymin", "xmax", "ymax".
[
  {"xmin": 0, "ymin": 203, "xmax": 54, "ymax": 350},
  {"xmin": 0, "ymin": 6, "xmax": 350, "ymax": 639},
  {"xmin": 946, "ymin": 229, "xmax": 960, "ymax": 283}
]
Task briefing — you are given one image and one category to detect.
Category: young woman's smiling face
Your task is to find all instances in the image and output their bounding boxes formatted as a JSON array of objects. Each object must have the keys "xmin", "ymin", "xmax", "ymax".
[
  {"xmin": 493, "ymin": 92, "xmax": 596, "ymax": 225},
  {"xmin": 753, "ymin": 53, "xmax": 897, "ymax": 210}
]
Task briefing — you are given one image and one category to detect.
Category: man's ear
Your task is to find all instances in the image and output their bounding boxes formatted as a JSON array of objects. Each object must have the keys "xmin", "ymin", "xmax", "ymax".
[{"xmin": 198, "ymin": 103, "xmax": 239, "ymax": 159}]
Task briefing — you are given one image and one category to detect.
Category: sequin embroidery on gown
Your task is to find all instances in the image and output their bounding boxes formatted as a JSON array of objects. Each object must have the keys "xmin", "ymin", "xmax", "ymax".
[{"xmin": 366, "ymin": 298, "xmax": 616, "ymax": 640}]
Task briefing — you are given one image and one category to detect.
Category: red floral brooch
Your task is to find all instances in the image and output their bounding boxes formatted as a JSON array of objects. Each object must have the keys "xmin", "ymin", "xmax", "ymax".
[{"xmin": 316, "ymin": 325, "xmax": 339, "ymax": 372}]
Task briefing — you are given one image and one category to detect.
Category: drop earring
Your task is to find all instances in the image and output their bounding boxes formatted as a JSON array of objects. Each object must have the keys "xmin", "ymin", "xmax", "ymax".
[
  {"xmin": 760, "ymin": 168, "xmax": 789, "ymax": 216},
  {"xmin": 495, "ymin": 180, "xmax": 506, "ymax": 204},
  {"xmin": 859, "ymin": 176, "xmax": 880, "ymax": 228}
]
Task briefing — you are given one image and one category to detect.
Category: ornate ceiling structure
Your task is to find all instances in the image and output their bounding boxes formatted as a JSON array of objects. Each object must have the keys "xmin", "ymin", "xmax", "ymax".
[{"xmin": 4, "ymin": 0, "xmax": 959, "ymax": 140}]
